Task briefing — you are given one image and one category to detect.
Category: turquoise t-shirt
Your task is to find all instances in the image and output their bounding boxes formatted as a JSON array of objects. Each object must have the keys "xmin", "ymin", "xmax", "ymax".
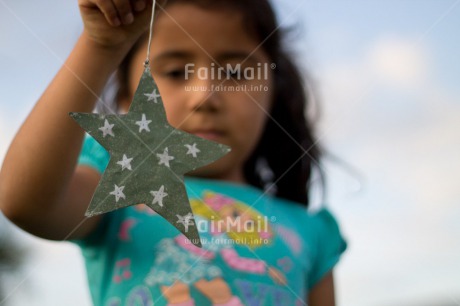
[{"xmin": 76, "ymin": 135, "xmax": 347, "ymax": 306}]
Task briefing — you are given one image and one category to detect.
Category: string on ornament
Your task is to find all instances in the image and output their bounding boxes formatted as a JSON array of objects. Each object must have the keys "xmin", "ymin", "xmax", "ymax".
[{"xmin": 145, "ymin": 0, "xmax": 157, "ymax": 68}]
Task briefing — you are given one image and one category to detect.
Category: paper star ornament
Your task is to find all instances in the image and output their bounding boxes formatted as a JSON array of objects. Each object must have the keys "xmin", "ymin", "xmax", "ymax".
[{"xmin": 70, "ymin": 66, "xmax": 231, "ymax": 247}]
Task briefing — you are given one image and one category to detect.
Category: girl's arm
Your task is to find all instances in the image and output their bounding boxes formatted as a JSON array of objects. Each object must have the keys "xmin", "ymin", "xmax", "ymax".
[
  {"xmin": 0, "ymin": 0, "xmax": 151, "ymax": 240},
  {"xmin": 308, "ymin": 271, "xmax": 336, "ymax": 306}
]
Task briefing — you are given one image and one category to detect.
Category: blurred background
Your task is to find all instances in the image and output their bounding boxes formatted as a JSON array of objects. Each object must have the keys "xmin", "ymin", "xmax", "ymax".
[{"xmin": 1, "ymin": 0, "xmax": 459, "ymax": 305}]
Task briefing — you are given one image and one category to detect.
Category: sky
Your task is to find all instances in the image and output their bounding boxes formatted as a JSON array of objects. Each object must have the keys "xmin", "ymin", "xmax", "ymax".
[{"xmin": 1, "ymin": 0, "xmax": 460, "ymax": 305}]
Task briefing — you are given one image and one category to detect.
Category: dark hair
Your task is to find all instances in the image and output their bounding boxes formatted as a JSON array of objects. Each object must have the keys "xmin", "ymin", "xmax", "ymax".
[
  {"xmin": 117, "ymin": 0, "xmax": 323, "ymax": 207},
  {"xmin": 225, "ymin": 0, "xmax": 322, "ymax": 207}
]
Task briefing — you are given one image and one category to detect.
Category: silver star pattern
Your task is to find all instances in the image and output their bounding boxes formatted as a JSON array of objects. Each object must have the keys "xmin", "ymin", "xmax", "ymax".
[
  {"xmin": 157, "ymin": 147, "xmax": 174, "ymax": 168},
  {"xmin": 176, "ymin": 213, "xmax": 195, "ymax": 232},
  {"xmin": 144, "ymin": 89, "xmax": 161, "ymax": 103},
  {"xmin": 110, "ymin": 184, "xmax": 126, "ymax": 202},
  {"xmin": 150, "ymin": 185, "xmax": 168, "ymax": 207},
  {"xmin": 185, "ymin": 143, "xmax": 200, "ymax": 158},
  {"xmin": 135, "ymin": 113, "xmax": 152, "ymax": 133},
  {"xmin": 99, "ymin": 119, "xmax": 115, "ymax": 137},
  {"xmin": 117, "ymin": 154, "xmax": 133, "ymax": 171}
]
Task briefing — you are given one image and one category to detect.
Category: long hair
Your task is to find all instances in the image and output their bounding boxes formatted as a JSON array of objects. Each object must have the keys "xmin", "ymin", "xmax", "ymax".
[{"xmin": 116, "ymin": 0, "xmax": 323, "ymax": 207}]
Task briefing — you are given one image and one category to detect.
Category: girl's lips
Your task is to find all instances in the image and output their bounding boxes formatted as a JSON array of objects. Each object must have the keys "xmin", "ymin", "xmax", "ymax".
[{"xmin": 192, "ymin": 131, "xmax": 223, "ymax": 142}]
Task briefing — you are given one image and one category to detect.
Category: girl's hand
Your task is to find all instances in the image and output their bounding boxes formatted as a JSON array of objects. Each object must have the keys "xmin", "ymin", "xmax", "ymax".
[{"xmin": 78, "ymin": 0, "xmax": 153, "ymax": 50}]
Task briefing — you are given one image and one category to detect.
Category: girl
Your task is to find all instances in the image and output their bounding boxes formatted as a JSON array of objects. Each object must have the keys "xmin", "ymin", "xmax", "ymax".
[{"xmin": 0, "ymin": 0, "xmax": 347, "ymax": 305}]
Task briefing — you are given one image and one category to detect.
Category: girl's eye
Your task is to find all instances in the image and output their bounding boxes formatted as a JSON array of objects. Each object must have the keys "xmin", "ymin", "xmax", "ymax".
[{"xmin": 164, "ymin": 69, "xmax": 186, "ymax": 79}]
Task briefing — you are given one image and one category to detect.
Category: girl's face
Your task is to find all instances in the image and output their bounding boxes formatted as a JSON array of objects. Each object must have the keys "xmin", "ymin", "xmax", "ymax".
[{"xmin": 123, "ymin": 3, "xmax": 274, "ymax": 183}]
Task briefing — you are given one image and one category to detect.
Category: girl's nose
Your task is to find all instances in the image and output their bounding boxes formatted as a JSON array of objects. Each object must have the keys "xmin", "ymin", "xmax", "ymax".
[{"xmin": 187, "ymin": 71, "xmax": 222, "ymax": 113}]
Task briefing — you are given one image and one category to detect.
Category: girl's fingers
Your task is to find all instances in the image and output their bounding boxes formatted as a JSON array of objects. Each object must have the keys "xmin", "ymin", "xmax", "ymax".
[
  {"xmin": 111, "ymin": 0, "xmax": 134, "ymax": 25},
  {"xmin": 90, "ymin": 0, "xmax": 121, "ymax": 26},
  {"xmin": 132, "ymin": 0, "xmax": 146, "ymax": 12}
]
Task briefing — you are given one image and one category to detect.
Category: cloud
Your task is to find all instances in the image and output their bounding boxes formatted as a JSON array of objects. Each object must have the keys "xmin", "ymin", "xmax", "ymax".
[
  {"xmin": 319, "ymin": 36, "xmax": 431, "ymax": 102},
  {"xmin": 311, "ymin": 34, "xmax": 459, "ymax": 217},
  {"xmin": 367, "ymin": 36, "xmax": 429, "ymax": 88},
  {"xmin": 315, "ymin": 35, "xmax": 438, "ymax": 144}
]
